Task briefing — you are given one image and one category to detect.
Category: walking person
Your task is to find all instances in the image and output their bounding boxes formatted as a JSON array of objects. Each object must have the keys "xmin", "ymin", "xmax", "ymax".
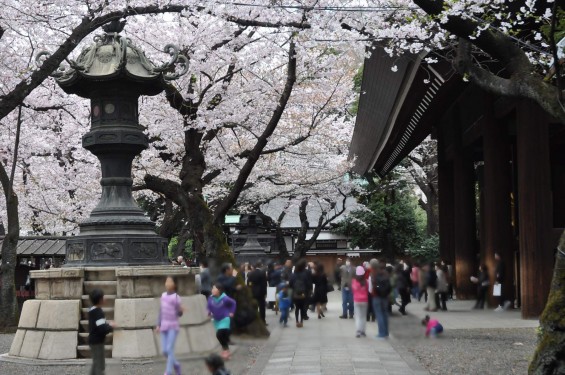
[
  {"xmin": 472, "ymin": 264, "xmax": 490, "ymax": 310},
  {"xmin": 364, "ymin": 262, "xmax": 375, "ymax": 322},
  {"xmin": 278, "ymin": 284, "xmax": 292, "ymax": 327},
  {"xmin": 339, "ymin": 258, "xmax": 354, "ymax": 319},
  {"xmin": 247, "ymin": 261, "xmax": 268, "ymax": 324},
  {"xmin": 435, "ymin": 264, "xmax": 448, "ymax": 311},
  {"xmin": 290, "ymin": 259, "xmax": 310, "ymax": 328},
  {"xmin": 200, "ymin": 259, "xmax": 212, "ymax": 298},
  {"xmin": 418, "ymin": 263, "xmax": 428, "ymax": 302},
  {"xmin": 369, "ymin": 262, "xmax": 391, "ymax": 339},
  {"xmin": 424, "ymin": 263, "xmax": 438, "ymax": 312},
  {"xmin": 352, "ymin": 266, "xmax": 369, "ymax": 337},
  {"xmin": 334, "ymin": 258, "xmax": 343, "ymax": 291},
  {"xmin": 217, "ymin": 263, "xmax": 239, "ymax": 298},
  {"xmin": 156, "ymin": 276, "xmax": 186, "ymax": 375},
  {"xmin": 88, "ymin": 289, "xmax": 115, "ymax": 375},
  {"xmin": 395, "ymin": 264, "xmax": 411, "ymax": 315},
  {"xmin": 312, "ymin": 263, "xmax": 329, "ymax": 319},
  {"xmin": 494, "ymin": 252, "xmax": 511, "ymax": 311},
  {"xmin": 205, "ymin": 353, "xmax": 232, "ymax": 375},
  {"xmin": 410, "ymin": 263, "xmax": 420, "ymax": 298},
  {"xmin": 207, "ymin": 283, "xmax": 237, "ymax": 360}
]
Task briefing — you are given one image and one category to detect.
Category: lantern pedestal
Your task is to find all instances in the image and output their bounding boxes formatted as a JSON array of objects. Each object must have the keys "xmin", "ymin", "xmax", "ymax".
[{"xmin": 7, "ymin": 267, "xmax": 218, "ymax": 360}]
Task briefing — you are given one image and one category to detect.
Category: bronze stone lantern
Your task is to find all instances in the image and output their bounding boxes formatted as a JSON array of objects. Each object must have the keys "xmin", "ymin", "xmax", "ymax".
[{"xmin": 36, "ymin": 20, "xmax": 188, "ymax": 265}]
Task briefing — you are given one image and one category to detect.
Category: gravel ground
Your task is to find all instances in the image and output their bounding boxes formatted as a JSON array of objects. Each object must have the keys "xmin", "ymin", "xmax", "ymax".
[
  {"xmin": 389, "ymin": 312, "xmax": 538, "ymax": 375},
  {"xmin": 0, "ymin": 333, "xmax": 265, "ymax": 375}
]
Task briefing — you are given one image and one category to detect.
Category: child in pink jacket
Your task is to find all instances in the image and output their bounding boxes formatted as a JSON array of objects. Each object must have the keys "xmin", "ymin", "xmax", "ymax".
[
  {"xmin": 422, "ymin": 315, "xmax": 444, "ymax": 338},
  {"xmin": 352, "ymin": 266, "xmax": 369, "ymax": 338}
]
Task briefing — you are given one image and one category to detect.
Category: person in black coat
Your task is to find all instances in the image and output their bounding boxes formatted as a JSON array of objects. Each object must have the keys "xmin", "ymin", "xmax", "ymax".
[
  {"xmin": 217, "ymin": 263, "xmax": 238, "ymax": 298},
  {"xmin": 395, "ymin": 264, "xmax": 410, "ymax": 315},
  {"xmin": 247, "ymin": 261, "xmax": 268, "ymax": 324},
  {"xmin": 290, "ymin": 259, "xmax": 312, "ymax": 327},
  {"xmin": 473, "ymin": 264, "xmax": 490, "ymax": 310},
  {"xmin": 312, "ymin": 263, "xmax": 329, "ymax": 319}
]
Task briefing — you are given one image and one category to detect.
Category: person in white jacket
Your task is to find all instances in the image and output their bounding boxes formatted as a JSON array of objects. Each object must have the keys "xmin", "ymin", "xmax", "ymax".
[{"xmin": 435, "ymin": 264, "xmax": 448, "ymax": 311}]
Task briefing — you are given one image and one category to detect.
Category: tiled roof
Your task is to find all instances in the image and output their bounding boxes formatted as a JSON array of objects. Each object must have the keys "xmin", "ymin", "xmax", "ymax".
[{"xmin": 0, "ymin": 236, "xmax": 67, "ymax": 256}]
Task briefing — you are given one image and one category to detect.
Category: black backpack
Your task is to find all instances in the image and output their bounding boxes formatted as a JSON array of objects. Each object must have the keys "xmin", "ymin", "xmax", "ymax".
[
  {"xmin": 293, "ymin": 274, "xmax": 307, "ymax": 299},
  {"xmin": 373, "ymin": 274, "xmax": 391, "ymax": 298}
]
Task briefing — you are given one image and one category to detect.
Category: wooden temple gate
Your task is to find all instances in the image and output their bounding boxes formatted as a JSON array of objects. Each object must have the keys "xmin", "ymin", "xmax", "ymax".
[{"xmin": 349, "ymin": 47, "xmax": 564, "ymax": 318}]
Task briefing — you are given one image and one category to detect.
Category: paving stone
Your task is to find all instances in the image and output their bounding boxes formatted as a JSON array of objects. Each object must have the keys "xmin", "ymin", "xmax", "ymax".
[{"xmin": 252, "ymin": 292, "xmax": 429, "ymax": 375}]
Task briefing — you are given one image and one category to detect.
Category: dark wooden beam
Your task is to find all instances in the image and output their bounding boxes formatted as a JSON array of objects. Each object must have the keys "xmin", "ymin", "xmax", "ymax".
[
  {"xmin": 452, "ymin": 107, "xmax": 478, "ymax": 299},
  {"xmin": 482, "ymin": 105, "xmax": 514, "ymax": 307},
  {"xmin": 516, "ymin": 101, "xmax": 553, "ymax": 318},
  {"xmin": 438, "ymin": 128, "xmax": 455, "ymax": 265}
]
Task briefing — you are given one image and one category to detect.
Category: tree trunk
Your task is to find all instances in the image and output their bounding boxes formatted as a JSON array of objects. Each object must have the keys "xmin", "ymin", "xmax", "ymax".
[
  {"xmin": 529, "ymin": 232, "xmax": 565, "ymax": 374},
  {"xmin": 426, "ymin": 193, "xmax": 439, "ymax": 236},
  {"xmin": 0, "ymin": 172, "xmax": 19, "ymax": 330}
]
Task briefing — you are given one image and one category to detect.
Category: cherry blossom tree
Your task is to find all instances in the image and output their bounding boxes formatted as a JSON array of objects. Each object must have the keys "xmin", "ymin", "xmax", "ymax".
[{"xmin": 1, "ymin": 0, "xmax": 563, "ymax": 354}]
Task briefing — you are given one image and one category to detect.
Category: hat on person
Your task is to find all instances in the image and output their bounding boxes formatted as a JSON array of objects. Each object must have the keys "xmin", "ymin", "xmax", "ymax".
[{"xmin": 356, "ymin": 266, "xmax": 365, "ymax": 276}]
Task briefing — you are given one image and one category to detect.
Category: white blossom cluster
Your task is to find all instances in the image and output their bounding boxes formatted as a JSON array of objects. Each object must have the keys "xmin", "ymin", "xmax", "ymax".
[{"xmin": 0, "ymin": 0, "xmax": 557, "ymax": 233}]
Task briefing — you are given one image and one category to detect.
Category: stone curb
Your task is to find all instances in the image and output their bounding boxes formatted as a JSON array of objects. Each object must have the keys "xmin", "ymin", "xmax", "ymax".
[{"xmin": 0, "ymin": 345, "xmax": 227, "ymax": 367}]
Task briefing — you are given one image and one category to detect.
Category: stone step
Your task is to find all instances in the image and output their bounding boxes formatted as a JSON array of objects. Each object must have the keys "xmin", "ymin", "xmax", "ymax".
[
  {"xmin": 77, "ymin": 345, "xmax": 112, "ymax": 359},
  {"xmin": 81, "ymin": 294, "xmax": 116, "ymax": 308},
  {"xmin": 83, "ymin": 280, "xmax": 117, "ymax": 295},
  {"xmin": 78, "ymin": 332, "xmax": 113, "ymax": 345},
  {"xmin": 84, "ymin": 268, "xmax": 117, "ymax": 282}
]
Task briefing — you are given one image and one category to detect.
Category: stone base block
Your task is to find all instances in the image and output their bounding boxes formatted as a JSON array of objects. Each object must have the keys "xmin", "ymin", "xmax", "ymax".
[
  {"xmin": 17, "ymin": 300, "xmax": 41, "ymax": 329},
  {"xmin": 9, "ymin": 330, "xmax": 26, "ymax": 356},
  {"xmin": 114, "ymin": 298, "xmax": 159, "ymax": 329},
  {"xmin": 187, "ymin": 324, "xmax": 218, "ymax": 353},
  {"xmin": 31, "ymin": 268, "xmax": 84, "ymax": 300},
  {"xmin": 112, "ymin": 329, "xmax": 158, "ymax": 358},
  {"xmin": 10, "ymin": 300, "xmax": 80, "ymax": 359},
  {"xmin": 36, "ymin": 300, "xmax": 80, "ymax": 330},
  {"xmin": 116, "ymin": 266, "xmax": 197, "ymax": 298},
  {"xmin": 154, "ymin": 327, "xmax": 192, "ymax": 356},
  {"xmin": 38, "ymin": 331, "xmax": 77, "ymax": 360},
  {"xmin": 18, "ymin": 330, "xmax": 45, "ymax": 359}
]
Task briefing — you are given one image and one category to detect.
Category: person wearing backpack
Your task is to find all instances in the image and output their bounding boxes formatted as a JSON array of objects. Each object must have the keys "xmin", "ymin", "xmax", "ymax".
[
  {"xmin": 368, "ymin": 261, "xmax": 391, "ymax": 339},
  {"xmin": 290, "ymin": 259, "xmax": 310, "ymax": 327}
]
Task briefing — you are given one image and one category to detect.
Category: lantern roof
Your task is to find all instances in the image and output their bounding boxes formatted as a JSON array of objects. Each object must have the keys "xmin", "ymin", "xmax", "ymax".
[{"xmin": 36, "ymin": 20, "xmax": 188, "ymax": 98}]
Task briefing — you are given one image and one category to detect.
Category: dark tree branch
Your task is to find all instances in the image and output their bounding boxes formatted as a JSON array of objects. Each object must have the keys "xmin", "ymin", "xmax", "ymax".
[{"xmin": 413, "ymin": 0, "xmax": 565, "ymax": 123}]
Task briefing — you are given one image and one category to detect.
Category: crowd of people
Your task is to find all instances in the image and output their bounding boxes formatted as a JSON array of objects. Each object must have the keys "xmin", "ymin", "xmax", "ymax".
[{"xmin": 110, "ymin": 251, "xmax": 508, "ymax": 374}]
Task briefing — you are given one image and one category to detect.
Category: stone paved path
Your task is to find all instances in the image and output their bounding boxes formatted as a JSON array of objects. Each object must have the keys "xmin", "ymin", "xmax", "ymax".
[{"xmin": 249, "ymin": 292, "xmax": 429, "ymax": 375}]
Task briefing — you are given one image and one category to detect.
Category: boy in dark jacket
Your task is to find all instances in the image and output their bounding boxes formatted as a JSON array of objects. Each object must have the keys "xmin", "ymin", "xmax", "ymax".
[
  {"xmin": 88, "ymin": 288, "xmax": 114, "ymax": 375},
  {"xmin": 205, "ymin": 353, "xmax": 232, "ymax": 375}
]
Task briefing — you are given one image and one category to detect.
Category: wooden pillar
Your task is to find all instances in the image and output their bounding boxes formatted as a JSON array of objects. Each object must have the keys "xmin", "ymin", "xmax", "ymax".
[
  {"xmin": 516, "ymin": 102, "xmax": 553, "ymax": 318},
  {"xmin": 438, "ymin": 132, "xmax": 455, "ymax": 265},
  {"xmin": 482, "ymin": 112, "xmax": 514, "ymax": 306},
  {"xmin": 452, "ymin": 129, "xmax": 477, "ymax": 299}
]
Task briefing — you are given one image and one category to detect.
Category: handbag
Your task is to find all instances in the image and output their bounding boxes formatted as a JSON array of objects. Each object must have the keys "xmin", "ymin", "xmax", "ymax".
[{"xmin": 493, "ymin": 283, "xmax": 502, "ymax": 297}]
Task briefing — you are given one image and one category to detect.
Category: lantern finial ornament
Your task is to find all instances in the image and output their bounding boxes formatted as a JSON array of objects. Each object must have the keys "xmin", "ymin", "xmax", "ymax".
[{"xmin": 35, "ymin": 20, "xmax": 189, "ymax": 97}]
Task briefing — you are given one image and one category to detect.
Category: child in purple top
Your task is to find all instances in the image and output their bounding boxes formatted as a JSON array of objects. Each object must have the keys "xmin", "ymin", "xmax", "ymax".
[
  {"xmin": 207, "ymin": 283, "xmax": 236, "ymax": 360},
  {"xmin": 156, "ymin": 276, "xmax": 186, "ymax": 375}
]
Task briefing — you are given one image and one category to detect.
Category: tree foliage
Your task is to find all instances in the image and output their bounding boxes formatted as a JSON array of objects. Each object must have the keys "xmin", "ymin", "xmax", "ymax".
[{"xmin": 335, "ymin": 172, "xmax": 421, "ymax": 260}]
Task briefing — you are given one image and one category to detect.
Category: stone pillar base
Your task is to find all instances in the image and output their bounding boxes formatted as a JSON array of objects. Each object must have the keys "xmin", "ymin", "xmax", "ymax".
[{"xmin": 9, "ymin": 266, "xmax": 217, "ymax": 361}]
